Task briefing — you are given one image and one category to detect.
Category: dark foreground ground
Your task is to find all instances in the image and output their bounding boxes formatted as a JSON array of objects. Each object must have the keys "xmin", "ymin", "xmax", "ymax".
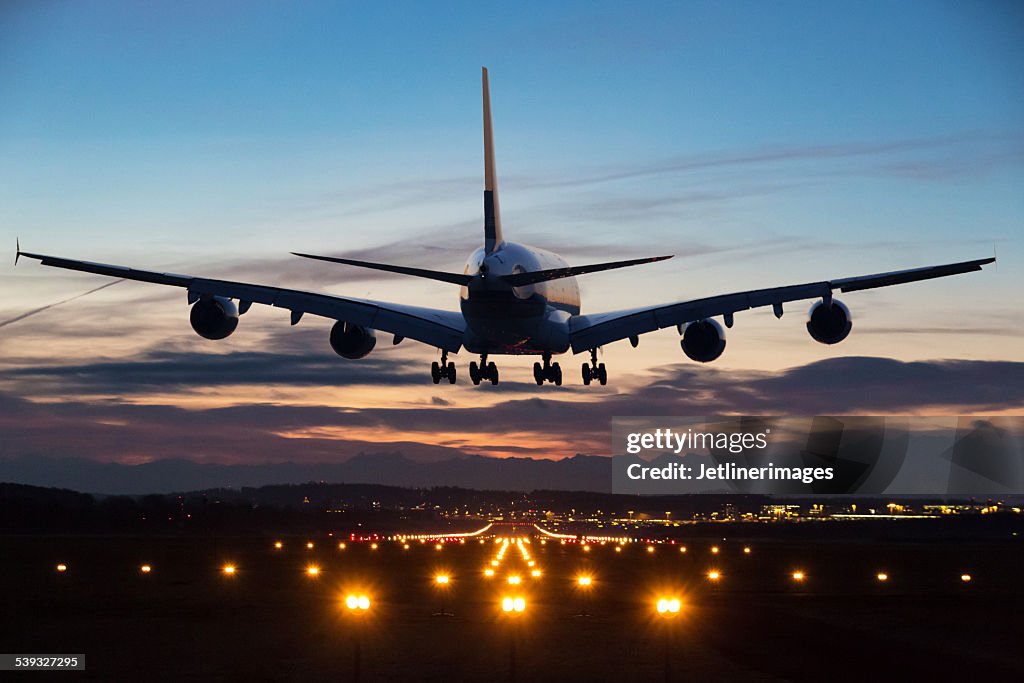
[{"xmin": 1, "ymin": 534, "xmax": 1022, "ymax": 682}]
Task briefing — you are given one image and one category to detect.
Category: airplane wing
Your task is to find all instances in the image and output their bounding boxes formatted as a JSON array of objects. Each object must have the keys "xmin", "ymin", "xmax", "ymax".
[
  {"xmin": 569, "ymin": 257, "xmax": 995, "ymax": 353},
  {"xmin": 16, "ymin": 251, "xmax": 466, "ymax": 352}
]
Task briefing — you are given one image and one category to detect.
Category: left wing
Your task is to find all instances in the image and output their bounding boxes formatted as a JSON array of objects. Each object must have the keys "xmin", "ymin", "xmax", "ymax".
[
  {"xmin": 569, "ymin": 257, "xmax": 995, "ymax": 353},
  {"xmin": 16, "ymin": 250, "xmax": 465, "ymax": 352}
]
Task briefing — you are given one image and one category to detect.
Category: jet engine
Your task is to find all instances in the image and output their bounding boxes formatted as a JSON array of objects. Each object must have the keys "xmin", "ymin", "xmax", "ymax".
[
  {"xmin": 680, "ymin": 318, "xmax": 726, "ymax": 363},
  {"xmin": 330, "ymin": 321, "xmax": 377, "ymax": 359},
  {"xmin": 806, "ymin": 299, "xmax": 852, "ymax": 345},
  {"xmin": 189, "ymin": 296, "xmax": 239, "ymax": 340}
]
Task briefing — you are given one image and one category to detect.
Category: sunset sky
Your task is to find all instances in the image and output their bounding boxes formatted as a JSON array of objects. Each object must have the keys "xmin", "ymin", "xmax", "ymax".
[{"xmin": 1, "ymin": 2, "xmax": 1022, "ymax": 469}]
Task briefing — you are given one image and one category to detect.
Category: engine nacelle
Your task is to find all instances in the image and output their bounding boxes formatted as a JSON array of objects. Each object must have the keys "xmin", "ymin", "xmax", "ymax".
[
  {"xmin": 806, "ymin": 299, "xmax": 852, "ymax": 345},
  {"xmin": 681, "ymin": 318, "xmax": 726, "ymax": 363},
  {"xmin": 330, "ymin": 321, "xmax": 377, "ymax": 359},
  {"xmin": 189, "ymin": 296, "xmax": 238, "ymax": 340}
]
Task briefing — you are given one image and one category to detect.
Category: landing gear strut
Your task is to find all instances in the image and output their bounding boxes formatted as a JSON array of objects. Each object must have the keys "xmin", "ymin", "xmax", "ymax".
[
  {"xmin": 469, "ymin": 354, "xmax": 499, "ymax": 386},
  {"xmin": 430, "ymin": 350, "xmax": 456, "ymax": 384},
  {"xmin": 581, "ymin": 349, "xmax": 607, "ymax": 386},
  {"xmin": 533, "ymin": 353, "xmax": 562, "ymax": 386}
]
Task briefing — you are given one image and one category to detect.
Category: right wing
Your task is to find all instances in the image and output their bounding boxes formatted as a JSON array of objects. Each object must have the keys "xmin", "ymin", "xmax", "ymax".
[
  {"xmin": 569, "ymin": 257, "xmax": 995, "ymax": 353},
  {"xmin": 16, "ymin": 250, "xmax": 466, "ymax": 352}
]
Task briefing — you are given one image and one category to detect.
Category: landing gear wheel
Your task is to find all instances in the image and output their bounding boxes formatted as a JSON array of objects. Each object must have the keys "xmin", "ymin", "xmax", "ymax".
[
  {"xmin": 469, "ymin": 361, "xmax": 481, "ymax": 385},
  {"xmin": 447, "ymin": 362, "xmax": 456, "ymax": 384},
  {"xmin": 533, "ymin": 362, "xmax": 544, "ymax": 386},
  {"xmin": 431, "ymin": 361, "xmax": 441, "ymax": 384},
  {"xmin": 552, "ymin": 362, "xmax": 562, "ymax": 386},
  {"xmin": 597, "ymin": 362, "xmax": 607, "ymax": 385},
  {"xmin": 488, "ymin": 362, "xmax": 499, "ymax": 385},
  {"xmin": 582, "ymin": 364, "xmax": 592, "ymax": 386}
]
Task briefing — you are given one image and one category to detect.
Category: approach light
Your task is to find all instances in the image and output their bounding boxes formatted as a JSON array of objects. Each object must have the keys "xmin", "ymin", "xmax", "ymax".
[
  {"xmin": 306, "ymin": 542, "xmax": 314, "ymax": 549},
  {"xmin": 435, "ymin": 574, "xmax": 450, "ymax": 585},
  {"xmin": 508, "ymin": 575, "xmax": 521, "ymax": 585},
  {"xmin": 306, "ymin": 565, "xmax": 320, "ymax": 577},
  {"xmin": 531, "ymin": 569, "xmax": 541, "ymax": 578},
  {"xmin": 656, "ymin": 597, "xmax": 681, "ymax": 614},
  {"xmin": 711, "ymin": 546, "xmax": 719, "ymax": 554},
  {"xmin": 339, "ymin": 542, "xmax": 347, "ymax": 550},
  {"xmin": 707, "ymin": 570, "xmax": 721, "ymax": 581},
  {"xmin": 56, "ymin": 563, "xmax": 67, "ymax": 573},
  {"xmin": 274, "ymin": 541, "xmax": 283, "ymax": 550},
  {"xmin": 615, "ymin": 546, "xmax": 622, "ymax": 553},
  {"xmin": 502, "ymin": 596, "xmax": 525, "ymax": 612},
  {"xmin": 583, "ymin": 545, "xmax": 591, "ymax": 552},
  {"xmin": 679, "ymin": 546, "xmax": 687, "ymax": 553},
  {"xmin": 484, "ymin": 568, "xmax": 495, "ymax": 577},
  {"xmin": 647, "ymin": 546, "xmax": 656, "ymax": 554},
  {"xmin": 743, "ymin": 547, "xmax": 751, "ymax": 554},
  {"xmin": 791, "ymin": 571, "xmax": 805, "ymax": 582},
  {"xmin": 222, "ymin": 564, "xmax": 237, "ymax": 575},
  {"xmin": 577, "ymin": 575, "xmax": 592, "ymax": 587},
  {"xmin": 435, "ymin": 543, "xmax": 443, "ymax": 551},
  {"xmin": 345, "ymin": 594, "xmax": 371, "ymax": 611},
  {"xmin": 140, "ymin": 564, "xmax": 152, "ymax": 574},
  {"xmin": 370, "ymin": 543, "xmax": 378, "ymax": 550},
  {"xmin": 876, "ymin": 572, "xmax": 889, "ymax": 582},
  {"xmin": 491, "ymin": 560, "xmax": 500, "ymax": 566},
  {"xmin": 403, "ymin": 544, "xmax": 410, "ymax": 550},
  {"xmin": 960, "ymin": 573, "xmax": 972, "ymax": 583}
]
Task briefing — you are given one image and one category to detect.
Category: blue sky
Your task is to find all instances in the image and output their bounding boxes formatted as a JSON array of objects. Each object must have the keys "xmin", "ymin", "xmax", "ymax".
[{"xmin": 0, "ymin": 1, "xmax": 1022, "ymax": 465}]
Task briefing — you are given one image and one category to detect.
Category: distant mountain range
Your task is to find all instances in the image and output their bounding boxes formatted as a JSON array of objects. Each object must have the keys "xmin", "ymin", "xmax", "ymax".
[{"xmin": 0, "ymin": 453, "xmax": 613, "ymax": 495}]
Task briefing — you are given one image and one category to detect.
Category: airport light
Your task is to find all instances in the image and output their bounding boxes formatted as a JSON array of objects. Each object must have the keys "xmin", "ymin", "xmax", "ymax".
[
  {"xmin": 501, "ymin": 596, "xmax": 526, "ymax": 613},
  {"xmin": 960, "ymin": 573, "xmax": 972, "ymax": 583},
  {"xmin": 484, "ymin": 568, "xmax": 495, "ymax": 578},
  {"xmin": 656, "ymin": 597, "xmax": 681, "ymax": 615},
  {"xmin": 306, "ymin": 542, "xmax": 314, "ymax": 550},
  {"xmin": 306, "ymin": 565, "xmax": 320, "ymax": 577},
  {"xmin": 679, "ymin": 546, "xmax": 687, "ymax": 553},
  {"xmin": 56, "ymin": 563, "xmax": 68, "ymax": 573},
  {"xmin": 435, "ymin": 574, "xmax": 450, "ymax": 585},
  {"xmin": 743, "ymin": 547, "xmax": 751, "ymax": 554},
  {"xmin": 222, "ymin": 564, "xmax": 237, "ymax": 576},
  {"xmin": 530, "ymin": 569, "xmax": 542, "ymax": 578},
  {"xmin": 370, "ymin": 543, "xmax": 378, "ymax": 550},
  {"xmin": 140, "ymin": 564, "xmax": 152, "ymax": 574},
  {"xmin": 338, "ymin": 542, "xmax": 347, "ymax": 550},
  {"xmin": 403, "ymin": 544, "xmax": 410, "ymax": 550},
  {"xmin": 876, "ymin": 572, "xmax": 889, "ymax": 582},
  {"xmin": 435, "ymin": 543, "xmax": 443, "ymax": 551},
  {"xmin": 577, "ymin": 575, "xmax": 592, "ymax": 587},
  {"xmin": 583, "ymin": 544, "xmax": 591, "ymax": 552},
  {"xmin": 615, "ymin": 546, "xmax": 622, "ymax": 553},
  {"xmin": 711, "ymin": 546, "xmax": 720, "ymax": 554},
  {"xmin": 274, "ymin": 541, "xmax": 283, "ymax": 550},
  {"xmin": 508, "ymin": 575, "xmax": 521, "ymax": 585},
  {"xmin": 707, "ymin": 570, "xmax": 721, "ymax": 581},
  {"xmin": 647, "ymin": 546, "xmax": 656, "ymax": 554},
  {"xmin": 345, "ymin": 594, "xmax": 371, "ymax": 611},
  {"xmin": 791, "ymin": 571, "xmax": 805, "ymax": 582}
]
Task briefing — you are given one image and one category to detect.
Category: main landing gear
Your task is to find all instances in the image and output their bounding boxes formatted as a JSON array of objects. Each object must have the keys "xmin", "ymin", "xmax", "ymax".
[
  {"xmin": 533, "ymin": 353, "xmax": 562, "ymax": 386},
  {"xmin": 430, "ymin": 350, "xmax": 456, "ymax": 384},
  {"xmin": 469, "ymin": 354, "xmax": 499, "ymax": 385},
  {"xmin": 581, "ymin": 348, "xmax": 607, "ymax": 386}
]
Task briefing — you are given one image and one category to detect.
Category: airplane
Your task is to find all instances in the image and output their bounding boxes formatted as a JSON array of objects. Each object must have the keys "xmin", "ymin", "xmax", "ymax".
[{"xmin": 16, "ymin": 67, "xmax": 995, "ymax": 387}]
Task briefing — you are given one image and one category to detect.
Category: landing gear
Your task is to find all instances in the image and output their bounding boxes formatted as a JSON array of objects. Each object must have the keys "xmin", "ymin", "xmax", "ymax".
[
  {"xmin": 581, "ymin": 349, "xmax": 607, "ymax": 386},
  {"xmin": 533, "ymin": 353, "xmax": 562, "ymax": 386},
  {"xmin": 431, "ymin": 350, "xmax": 456, "ymax": 384},
  {"xmin": 469, "ymin": 355, "xmax": 499, "ymax": 386}
]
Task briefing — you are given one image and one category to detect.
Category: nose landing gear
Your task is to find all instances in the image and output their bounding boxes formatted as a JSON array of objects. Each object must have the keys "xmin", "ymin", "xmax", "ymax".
[
  {"xmin": 581, "ymin": 348, "xmax": 607, "ymax": 386},
  {"xmin": 431, "ymin": 350, "xmax": 457, "ymax": 384},
  {"xmin": 469, "ymin": 354, "xmax": 499, "ymax": 386},
  {"xmin": 533, "ymin": 353, "xmax": 562, "ymax": 386}
]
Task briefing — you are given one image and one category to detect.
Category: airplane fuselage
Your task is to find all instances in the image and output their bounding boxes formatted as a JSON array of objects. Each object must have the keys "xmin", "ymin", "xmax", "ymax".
[{"xmin": 460, "ymin": 241, "xmax": 579, "ymax": 355}]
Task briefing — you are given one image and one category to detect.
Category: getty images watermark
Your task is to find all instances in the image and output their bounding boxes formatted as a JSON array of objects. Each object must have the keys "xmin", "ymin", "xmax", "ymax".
[{"xmin": 611, "ymin": 416, "xmax": 1024, "ymax": 496}]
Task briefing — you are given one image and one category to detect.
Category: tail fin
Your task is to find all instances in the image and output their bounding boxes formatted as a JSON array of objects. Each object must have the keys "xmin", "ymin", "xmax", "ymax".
[{"xmin": 482, "ymin": 67, "xmax": 503, "ymax": 253}]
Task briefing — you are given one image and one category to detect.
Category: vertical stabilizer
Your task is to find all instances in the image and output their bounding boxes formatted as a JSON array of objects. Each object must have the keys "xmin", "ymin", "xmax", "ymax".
[{"xmin": 482, "ymin": 67, "xmax": 503, "ymax": 253}]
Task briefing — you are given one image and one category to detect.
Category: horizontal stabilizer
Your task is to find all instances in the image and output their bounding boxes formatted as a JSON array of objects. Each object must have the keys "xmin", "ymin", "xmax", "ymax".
[
  {"xmin": 501, "ymin": 255, "xmax": 673, "ymax": 287},
  {"xmin": 292, "ymin": 252, "xmax": 472, "ymax": 286}
]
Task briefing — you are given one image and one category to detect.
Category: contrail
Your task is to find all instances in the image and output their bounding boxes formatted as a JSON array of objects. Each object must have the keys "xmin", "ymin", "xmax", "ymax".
[{"xmin": 0, "ymin": 279, "xmax": 126, "ymax": 329}]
